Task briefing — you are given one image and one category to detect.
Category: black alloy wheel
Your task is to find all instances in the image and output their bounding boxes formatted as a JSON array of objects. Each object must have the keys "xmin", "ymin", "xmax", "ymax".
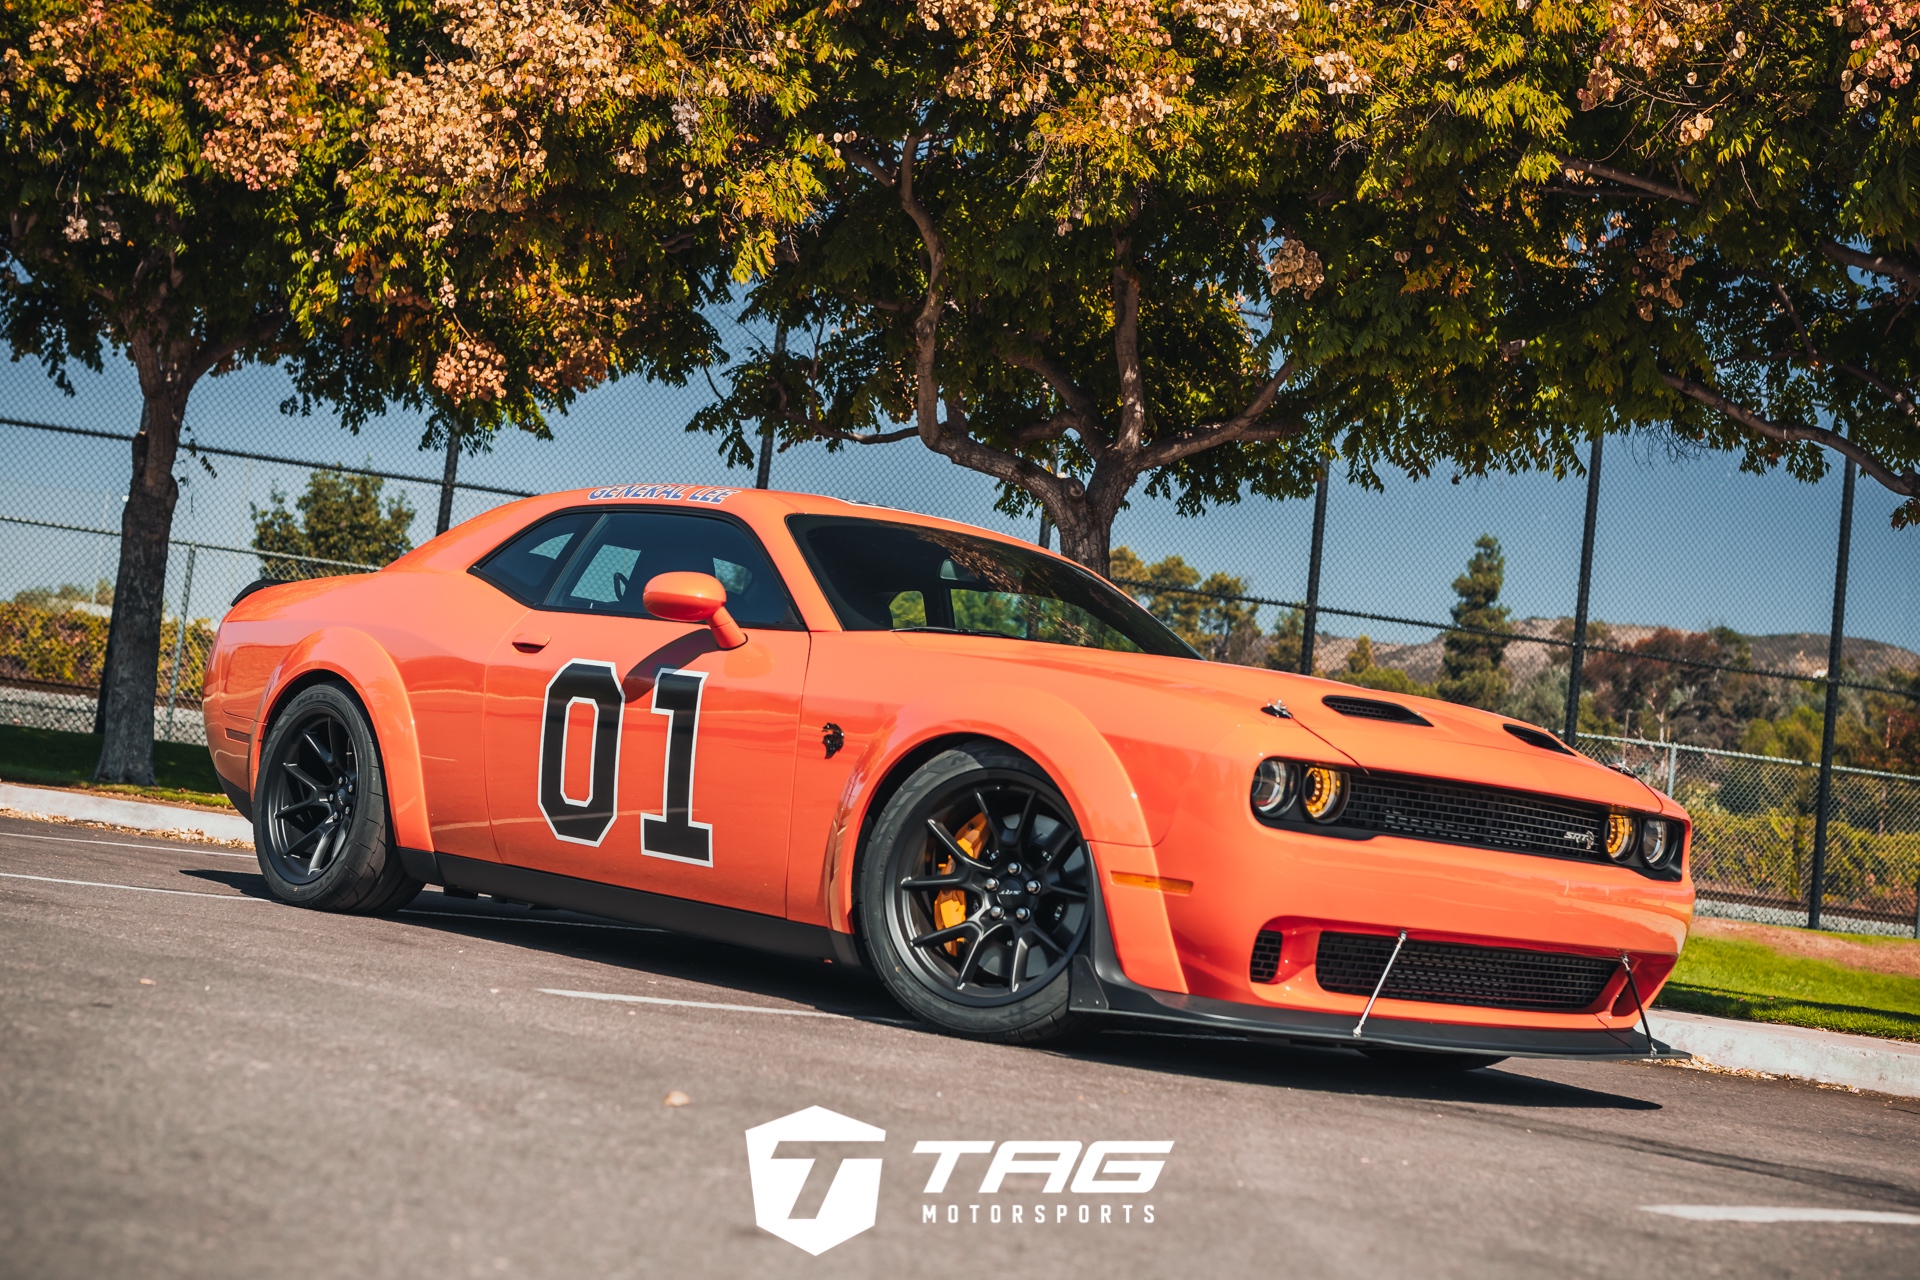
[
  {"xmin": 859, "ymin": 740, "xmax": 1094, "ymax": 1043},
  {"xmin": 253, "ymin": 683, "xmax": 421, "ymax": 914},
  {"xmin": 262, "ymin": 706, "xmax": 361, "ymax": 885}
]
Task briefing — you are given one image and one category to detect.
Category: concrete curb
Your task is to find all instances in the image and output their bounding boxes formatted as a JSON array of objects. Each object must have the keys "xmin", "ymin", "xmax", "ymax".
[
  {"xmin": 0, "ymin": 781, "xmax": 254, "ymax": 843},
  {"xmin": 1651, "ymin": 1010, "xmax": 1920, "ymax": 1097}
]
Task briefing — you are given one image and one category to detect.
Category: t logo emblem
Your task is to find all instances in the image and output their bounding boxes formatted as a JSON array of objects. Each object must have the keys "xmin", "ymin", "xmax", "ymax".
[{"xmin": 743, "ymin": 1106, "xmax": 886, "ymax": 1255}]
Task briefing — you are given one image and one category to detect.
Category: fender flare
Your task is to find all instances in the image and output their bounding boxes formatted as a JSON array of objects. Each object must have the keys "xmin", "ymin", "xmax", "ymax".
[
  {"xmin": 254, "ymin": 628, "xmax": 433, "ymax": 852},
  {"xmin": 819, "ymin": 684, "xmax": 1187, "ymax": 993}
]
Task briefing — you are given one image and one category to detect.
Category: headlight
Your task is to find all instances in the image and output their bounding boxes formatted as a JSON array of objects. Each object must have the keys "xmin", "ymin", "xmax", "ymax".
[
  {"xmin": 1605, "ymin": 812, "xmax": 1636, "ymax": 862},
  {"xmin": 1641, "ymin": 819, "xmax": 1673, "ymax": 869},
  {"xmin": 1251, "ymin": 759, "xmax": 1298, "ymax": 817},
  {"xmin": 1301, "ymin": 765, "xmax": 1349, "ymax": 823}
]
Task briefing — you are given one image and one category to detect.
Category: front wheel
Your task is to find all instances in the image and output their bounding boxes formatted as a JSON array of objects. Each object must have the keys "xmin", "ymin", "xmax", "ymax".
[
  {"xmin": 857, "ymin": 740, "xmax": 1095, "ymax": 1044},
  {"xmin": 254, "ymin": 683, "xmax": 420, "ymax": 914}
]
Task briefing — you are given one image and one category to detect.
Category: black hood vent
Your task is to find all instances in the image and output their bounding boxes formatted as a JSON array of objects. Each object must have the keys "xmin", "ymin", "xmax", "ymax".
[
  {"xmin": 1322, "ymin": 694, "xmax": 1431, "ymax": 726},
  {"xmin": 1502, "ymin": 723, "xmax": 1574, "ymax": 755}
]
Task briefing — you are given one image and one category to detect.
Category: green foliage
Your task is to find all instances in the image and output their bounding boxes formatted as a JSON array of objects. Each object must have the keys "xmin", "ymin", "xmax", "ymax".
[
  {"xmin": 1662, "ymin": 936, "xmax": 1920, "ymax": 1042},
  {"xmin": 1346, "ymin": 0, "xmax": 1920, "ymax": 526},
  {"xmin": 1264, "ymin": 607, "xmax": 1309, "ymax": 676},
  {"xmin": 251, "ymin": 468, "xmax": 415, "ymax": 577},
  {"xmin": 0, "ymin": 598, "xmax": 212, "ymax": 696},
  {"xmin": 1436, "ymin": 535, "xmax": 1512, "ymax": 709},
  {"xmin": 1108, "ymin": 546, "xmax": 1256, "ymax": 653}
]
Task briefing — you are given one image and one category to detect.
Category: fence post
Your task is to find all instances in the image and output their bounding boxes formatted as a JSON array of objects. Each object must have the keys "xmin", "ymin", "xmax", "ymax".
[
  {"xmin": 1563, "ymin": 434, "xmax": 1604, "ymax": 746},
  {"xmin": 435, "ymin": 427, "xmax": 461, "ymax": 535},
  {"xmin": 1808, "ymin": 455, "xmax": 1857, "ymax": 931},
  {"xmin": 1666, "ymin": 738, "xmax": 1678, "ymax": 797},
  {"xmin": 162, "ymin": 544, "xmax": 196, "ymax": 741},
  {"xmin": 756, "ymin": 321, "xmax": 787, "ymax": 491},
  {"xmin": 1300, "ymin": 464, "xmax": 1328, "ymax": 676}
]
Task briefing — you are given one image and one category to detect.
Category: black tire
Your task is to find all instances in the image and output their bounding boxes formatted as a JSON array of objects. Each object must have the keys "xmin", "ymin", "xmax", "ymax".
[
  {"xmin": 1360, "ymin": 1048, "xmax": 1508, "ymax": 1073},
  {"xmin": 857, "ymin": 739, "xmax": 1095, "ymax": 1044},
  {"xmin": 254, "ymin": 683, "xmax": 421, "ymax": 915}
]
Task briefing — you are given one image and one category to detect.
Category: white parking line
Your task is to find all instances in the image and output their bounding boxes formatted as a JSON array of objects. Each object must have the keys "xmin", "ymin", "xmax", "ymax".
[
  {"xmin": 1641, "ymin": 1205, "xmax": 1920, "ymax": 1224},
  {"xmin": 1, "ymin": 830, "xmax": 256, "ymax": 859},
  {"xmin": 0, "ymin": 871, "xmax": 260, "ymax": 900},
  {"xmin": 540, "ymin": 987, "xmax": 909, "ymax": 1023}
]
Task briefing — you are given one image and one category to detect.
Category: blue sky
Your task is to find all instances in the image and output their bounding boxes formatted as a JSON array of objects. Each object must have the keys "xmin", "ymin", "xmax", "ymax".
[{"xmin": 1, "ymin": 343, "xmax": 1913, "ymax": 650}]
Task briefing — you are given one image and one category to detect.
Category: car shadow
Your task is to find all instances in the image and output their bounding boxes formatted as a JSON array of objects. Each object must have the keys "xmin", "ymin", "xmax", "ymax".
[{"xmin": 181, "ymin": 873, "xmax": 1663, "ymax": 1110}]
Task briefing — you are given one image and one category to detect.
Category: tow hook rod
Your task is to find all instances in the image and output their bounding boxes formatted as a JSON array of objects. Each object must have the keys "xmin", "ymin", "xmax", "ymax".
[{"xmin": 1352, "ymin": 930, "xmax": 1408, "ymax": 1040}]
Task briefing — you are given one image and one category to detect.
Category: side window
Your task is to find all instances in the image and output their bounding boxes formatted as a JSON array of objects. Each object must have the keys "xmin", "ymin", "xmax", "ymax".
[
  {"xmin": 544, "ymin": 510, "xmax": 798, "ymax": 627},
  {"xmin": 471, "ymin": 512, "xmax": 597, "ymax": 605}
]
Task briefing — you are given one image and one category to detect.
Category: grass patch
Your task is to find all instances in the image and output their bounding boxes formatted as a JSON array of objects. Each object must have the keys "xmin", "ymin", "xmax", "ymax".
[
  {"xmin": 0, "ymin": 723, "xmax": 231, "ymax": 808},
  {"xmin": 1660, "ymin": 934, "xmax": 1920, "ymax": 1042}
]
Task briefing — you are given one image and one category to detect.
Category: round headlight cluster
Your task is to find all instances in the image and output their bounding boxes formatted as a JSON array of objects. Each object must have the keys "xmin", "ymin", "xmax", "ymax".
[
  {"xmin": 1641, "ymin": 819, "xmax": 1676, "ymax": 870},
  {"xmin": 1251, "ymin": 759, "xmax": 1298, "ymax": 816},
  {"xmin": 1250, "ymin": 759, "xmax": 1348, "ymax": 823},
  {"xmin": 1605, "ymin": 813, "xmax": 1636, "ymax": 863},
  {"xmin": 1605, "ymin": 812, "xmax": 1681, "ymax": 870}
]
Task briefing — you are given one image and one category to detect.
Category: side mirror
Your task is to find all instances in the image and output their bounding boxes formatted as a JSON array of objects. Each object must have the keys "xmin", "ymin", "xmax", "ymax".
[{"xmin": 642, "ymin": 571, "xmax": 748, "ymax": 650}]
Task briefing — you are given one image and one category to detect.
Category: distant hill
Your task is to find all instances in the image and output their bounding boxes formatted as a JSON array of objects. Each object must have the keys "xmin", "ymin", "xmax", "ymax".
[{"xmin": 1324, "ymin": 620, "xmax": 1919, "ymax": 687}]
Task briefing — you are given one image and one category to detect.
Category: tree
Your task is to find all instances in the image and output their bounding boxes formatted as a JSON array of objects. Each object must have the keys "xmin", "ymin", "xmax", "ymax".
[
  {"xmin": 252, "ymin": 468, "xmax": 417, "ymax": 577},
  {"xmin": 1327, "ymin": 632, "xmax": 1432, "ymax": 695},
  {"xmin": 1345, "ymin": 0, "xmax": 1920, "ymax": 528},
  {"xmin": 3, "ymin": 0, "xmax": 826, "ymax": 782},
  {"xmin": 690, "ymin": 1, "xmax": 1597, "ymax": 574},
  {"xmin": 1107, "ymin": 546, "xmax": 1259, "ymax": 657},
  {"xmin": 1436, "ymin": 535, "xmax": 1512, "ymax": 710}
]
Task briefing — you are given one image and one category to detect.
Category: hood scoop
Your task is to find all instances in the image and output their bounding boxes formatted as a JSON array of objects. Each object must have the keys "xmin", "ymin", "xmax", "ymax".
[
  {"xmin": 1502, "ymin": 723, "xmax": 1575, "ymax": 755},
  {"xmin": 1322, "ymin": 694, "xmax": 1431, "ymax": 726}
]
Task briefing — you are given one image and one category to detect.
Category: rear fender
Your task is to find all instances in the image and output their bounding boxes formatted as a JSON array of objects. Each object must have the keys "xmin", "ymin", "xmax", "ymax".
[
  {"xmin": 823, "ymin": 686, "xmax": 1187, "ymax": 994},
  {"xmin": 255, "ymin": 628, "xmax": 432, "ymax": 852}
]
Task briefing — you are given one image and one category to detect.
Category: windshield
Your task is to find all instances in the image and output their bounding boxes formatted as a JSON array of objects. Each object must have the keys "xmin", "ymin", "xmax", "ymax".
[{"xmin": 788, "ymin": 515, "xmax": 1200, "ymax": 659}]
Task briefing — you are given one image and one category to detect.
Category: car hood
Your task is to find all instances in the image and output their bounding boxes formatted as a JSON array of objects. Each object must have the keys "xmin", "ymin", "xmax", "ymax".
[{"xmin": 1151, "ymin": 659, "xmax": 1664, "ymax": 813}]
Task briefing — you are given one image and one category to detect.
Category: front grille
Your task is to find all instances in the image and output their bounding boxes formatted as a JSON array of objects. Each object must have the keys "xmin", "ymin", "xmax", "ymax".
[
  {"xmin": 1341, "ymin": 772, "xmax": 1609, "ymax": 862},
  {"xmin": 1249, "ymin": 929, "xmax": 1284, "ymax": 983},
  {"xmin": 1315, "ymin": 932, "xmax": 1617, "ymax": 1012}
]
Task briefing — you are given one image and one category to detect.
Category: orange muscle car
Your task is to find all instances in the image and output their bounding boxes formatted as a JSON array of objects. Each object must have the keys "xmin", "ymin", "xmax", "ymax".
[{"xmin": 203, "ymin": 485, "xmax": 1691, "ymax": 1065}]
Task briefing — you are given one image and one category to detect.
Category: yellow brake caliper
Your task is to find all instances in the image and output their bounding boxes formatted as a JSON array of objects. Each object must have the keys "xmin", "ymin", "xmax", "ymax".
[{"xmin": 935, "ymin": 812, "xmax": 988, "ymax": 956}]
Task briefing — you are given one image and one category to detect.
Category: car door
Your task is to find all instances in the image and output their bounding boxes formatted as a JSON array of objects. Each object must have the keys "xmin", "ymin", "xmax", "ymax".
[{"xmin": 477, "ymin": 506, "xmax": 808, "ymax": 919}]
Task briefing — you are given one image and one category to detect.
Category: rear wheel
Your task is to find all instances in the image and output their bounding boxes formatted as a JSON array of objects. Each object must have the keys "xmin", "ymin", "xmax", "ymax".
[
  {"xmin": 857, "ymin": 740, "xmax": 1094, "ymax": 1044},
  {"xmin": 1360, "ymin": 1048, "xmax": 1508, "ymax": 1073},
  {"xmin": 254, "ymin": 683, "xmax": 420, "ymax": 914}
]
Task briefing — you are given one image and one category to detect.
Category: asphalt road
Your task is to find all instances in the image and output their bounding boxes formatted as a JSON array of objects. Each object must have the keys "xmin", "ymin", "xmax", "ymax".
[{"xmin": 3, "ymin": 813, "xmax": 1918, "ymax": 1280}]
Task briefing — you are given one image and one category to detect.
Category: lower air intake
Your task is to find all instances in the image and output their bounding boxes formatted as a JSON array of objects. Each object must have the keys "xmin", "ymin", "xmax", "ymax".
[
  {"xmin": 1315, "ymin": 932, "xmax": 1616, "ymax": 1013},
  {"xmin": 1250, "ymin": 930, "xmax": 1284, "ymax": 983}
]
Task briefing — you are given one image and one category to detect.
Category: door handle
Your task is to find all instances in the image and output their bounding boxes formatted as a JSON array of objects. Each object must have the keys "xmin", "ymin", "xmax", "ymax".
[{"xmin": 511, "ymin": 633, "xmax": 550, "ymax": 653}]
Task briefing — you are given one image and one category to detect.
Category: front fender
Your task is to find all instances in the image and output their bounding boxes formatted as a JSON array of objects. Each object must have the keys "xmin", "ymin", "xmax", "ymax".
[
  {"xmin": 256, "ymin": 628, "xmax": 433, "ymax": 853},
  {"xmin": 821, "ymin": 685, "xmax": 1187, "ymax": 994}
]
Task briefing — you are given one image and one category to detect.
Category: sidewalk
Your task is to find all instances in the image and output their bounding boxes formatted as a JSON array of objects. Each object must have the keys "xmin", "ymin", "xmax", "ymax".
[
  {"xmin": 0, "ymin": 780, "xmax": 253, "ymax": 842},
  {"xmin": 1651, "ymin": 1009, "xmax": 1920, "ymax": 1098}
]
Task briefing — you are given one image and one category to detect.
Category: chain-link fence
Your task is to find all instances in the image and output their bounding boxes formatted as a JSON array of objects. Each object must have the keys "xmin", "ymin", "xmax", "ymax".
[
  {"xmin": 3, "ymin": 359, "xmax": 1917, "ymax": 934},
  {"xmin": 0, "ymin": 417, "xmax": 529, "ymax": 746},
  {"xmin": 1585, "ymin": 735, "xmax": 1920, "ymax": 937}
]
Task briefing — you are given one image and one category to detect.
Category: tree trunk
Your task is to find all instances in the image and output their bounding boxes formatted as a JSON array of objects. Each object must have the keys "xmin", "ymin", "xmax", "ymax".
[
  {"xmin": 93, "ymin": 342, "xmax": 189, "ymax": 784},
  {"xmin": 1048, "ymin": 500, "xmax": 1115, "ymax": 578}
]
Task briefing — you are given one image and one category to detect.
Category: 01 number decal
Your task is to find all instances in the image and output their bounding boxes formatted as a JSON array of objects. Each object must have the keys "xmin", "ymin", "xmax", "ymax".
[{"xmin": 536, "ymin": 662, "xmax": 711, "ymax": 864}]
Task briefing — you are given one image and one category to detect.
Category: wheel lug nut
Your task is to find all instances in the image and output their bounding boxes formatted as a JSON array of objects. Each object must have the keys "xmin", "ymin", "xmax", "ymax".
[
  {"xmin": 1007, "ymin": 863, "xmax": 1021, "ymax": 875},
  {"xmin": 990, "ymin": 906, "xmax": 1004, "ymax": 918},
  {"xmin": 1026, "ymin": 880, "xmax": 1040, "ymax": 893},
  {"xmin": 1015, "ymin": 907, "xmax": 1030, "ymax": 921},
  {"xmin": 985, "ymin": 878, "xmax": 998, "ymax": 890}
]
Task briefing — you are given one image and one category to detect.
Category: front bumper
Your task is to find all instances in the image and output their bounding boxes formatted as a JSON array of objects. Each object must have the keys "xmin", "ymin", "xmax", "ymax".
[{"xmin": 1075, "ymin": 844, "xmax": 1689, "ymax": 1066}]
